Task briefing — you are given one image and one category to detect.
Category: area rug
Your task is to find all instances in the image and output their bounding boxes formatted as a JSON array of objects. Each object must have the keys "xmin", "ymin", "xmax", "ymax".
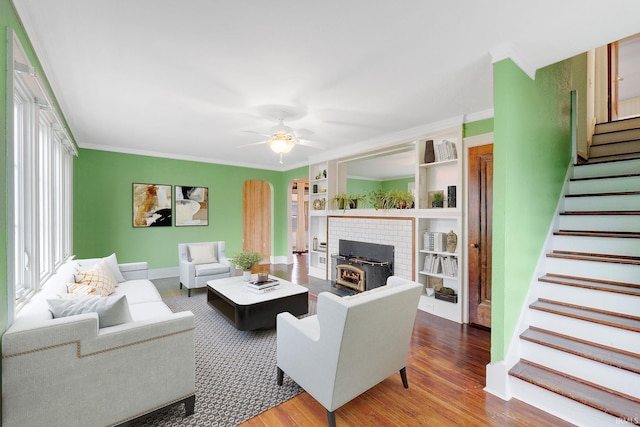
[{"xmin": 132, "ymin": 291, "xmax": 315, "ymax": 426}]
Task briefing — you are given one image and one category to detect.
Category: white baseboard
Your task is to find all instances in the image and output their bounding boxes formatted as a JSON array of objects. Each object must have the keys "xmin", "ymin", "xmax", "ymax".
[
  {"xmin": 484, "ymin": 361, "xmax": 511, "ymax": 400},
  {"xmin": 270, "ymin": 255, "xmax": 289, "ymax": 265},
  {"xmin": 149, "ymin": 267, "xmax": 179, "ymax": 279}
]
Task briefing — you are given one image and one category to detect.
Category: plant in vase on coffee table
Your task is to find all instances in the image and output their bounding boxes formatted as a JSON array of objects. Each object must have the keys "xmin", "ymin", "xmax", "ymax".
[{"xmin": 231, "ymin": 251, "xmax": 262, "ymax": 281}]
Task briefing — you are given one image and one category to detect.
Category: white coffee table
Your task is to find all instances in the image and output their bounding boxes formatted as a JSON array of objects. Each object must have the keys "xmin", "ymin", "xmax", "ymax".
[{"xmin": 206, "ymin": 275, "xmax": 308, "ymax": 330}]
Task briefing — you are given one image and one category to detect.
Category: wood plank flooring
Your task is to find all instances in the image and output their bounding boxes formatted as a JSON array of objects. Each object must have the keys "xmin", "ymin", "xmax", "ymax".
[{"xmin": 235, "ymin": 255, "xmax": 574, "ymax": 427}]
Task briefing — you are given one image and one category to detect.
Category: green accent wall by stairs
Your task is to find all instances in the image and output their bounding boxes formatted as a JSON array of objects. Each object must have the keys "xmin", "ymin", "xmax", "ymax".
[
  {"xmin": 74, "ymin": 149, "xmax": 308, "ymax": 268},
  {"xmin": 491, "ymin": 55, "xmax": 587, "ymax": 362}
]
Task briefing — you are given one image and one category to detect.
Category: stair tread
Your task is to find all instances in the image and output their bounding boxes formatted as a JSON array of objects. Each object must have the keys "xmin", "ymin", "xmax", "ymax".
[
  {"xmin": 522, "ymin": 327, "xmax": 640, "ymax": 374},
  {"xmin": 509, "ymin": 360, "xmax": 640, "ymax": 421},
  {"xmin": 565, "ymin": 190, "xmax": 640, "ymax": 197},
  {"xmin": 570, "ymin": 172, "xmax": 640, "ymax": 182},
  {"xmin": 547, "ymin": 250, "xmax": 640, "ymax": 265},
  {"xmin": 531, "ymin": 299, "xmax": 640, "ymax": 332},
  {"xmin": 539, "ymin": 274, "xmax": 640, "ymax": 295},
  {"xmin": 560, "ymin": 210, "xmax": 640, "ymax": 215},
  {"xmin": 587, "ymin": 153, "xmax": 640, "ymax": 163},
  {"xmin": 555, "ymin": 230, "xmax": 640, "ymax": 239}
]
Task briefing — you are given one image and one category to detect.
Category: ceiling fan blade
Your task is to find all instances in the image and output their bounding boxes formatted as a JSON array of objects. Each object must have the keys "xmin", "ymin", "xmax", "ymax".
[
  {"xmin": 242, "ymin": 130, "xmax": 272, "ymax": 137},
  {"xmin": 238, "ymin": 140, "xmax": 268, "ymax": 148},
  {"xmin": 297, "ymin": 139, "xmax": 327, "ymax": 150},
  {"xmin": 293, "ymin": 128, "xmax": 315, "ymax": 138}
]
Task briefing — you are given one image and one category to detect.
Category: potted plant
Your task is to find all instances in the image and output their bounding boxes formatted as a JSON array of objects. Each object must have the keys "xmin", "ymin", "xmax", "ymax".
[
  {"xmin": 330, "ymin": 193, "xmax": 365, "ymax": 211},
  {"xmin": 431, "ymin": 192, "xmax": 444, "ymax": 208},
  {"xmin": 231, "ymin": 251, "xmax": 262, "ymax": 281},
  {"xmin": 389, "ymin": 189, "xmax": 415, "ymax": 209},
  {"xmin": 368, "ymin": 189, "xmax": 393, "ymax": 210}
]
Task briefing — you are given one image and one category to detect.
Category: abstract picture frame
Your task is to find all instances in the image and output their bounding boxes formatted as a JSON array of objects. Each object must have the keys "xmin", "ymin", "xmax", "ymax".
[
  {"xmin": 175, "ymin": 185, "xmax": 208, "ymax": 226},
  {"xmin": 132, "ymin": 183, "xmax": 173, "ymax": 227}
]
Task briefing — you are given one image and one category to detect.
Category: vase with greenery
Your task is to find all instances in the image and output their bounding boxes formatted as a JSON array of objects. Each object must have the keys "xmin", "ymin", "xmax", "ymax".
[
  {"xmin": 368, "ymin": 189, "xmax": 392, "ymax": 210},
  {"xmin": 330, "ymin": 193, "xmax": 365, "ymax": 211},
  {"xmin": 231, "ymin": 251, "xmax": 262, "ymax": 281}
]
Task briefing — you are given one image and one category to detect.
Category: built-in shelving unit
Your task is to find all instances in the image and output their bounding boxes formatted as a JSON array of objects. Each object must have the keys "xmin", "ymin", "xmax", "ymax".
[
  {"xmin": 308, "ymin": 161, "xmax": 336, "ymax": 279},
  {"xmin": 415, "ymin": 125, "xmax": 463, "ymax": 323},
  {"xmin": 306, "ymin": 124, "xmax": 465, "ymax": 323}
]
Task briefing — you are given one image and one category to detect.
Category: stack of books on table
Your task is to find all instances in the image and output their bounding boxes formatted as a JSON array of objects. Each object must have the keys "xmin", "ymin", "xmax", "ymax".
[{"xmin": 247, "ymin": 278, "xmax": 280, "ymax": 294}]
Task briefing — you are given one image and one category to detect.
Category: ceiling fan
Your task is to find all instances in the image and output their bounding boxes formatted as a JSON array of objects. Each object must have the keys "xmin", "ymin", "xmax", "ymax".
[{"xmin": 241, "ymin": 106, "xmax": 326, "ymax": 163}]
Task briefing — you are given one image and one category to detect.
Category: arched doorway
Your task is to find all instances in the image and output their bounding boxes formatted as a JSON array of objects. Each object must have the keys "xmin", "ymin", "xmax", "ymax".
[{"xmin": 242, "ymin": 180, "xmax": 272, "ymax": 260}]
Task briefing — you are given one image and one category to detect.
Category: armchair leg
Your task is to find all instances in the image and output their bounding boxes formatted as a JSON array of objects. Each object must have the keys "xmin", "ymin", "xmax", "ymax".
[
  {"xmin": 327, "ymin": 410, "xmax": 336, "ymax": 427},
  {"xmin": 277, "ymin": 367, "xmax": 284, "ymax": 386},
  {"xmin": 188, "ymin": 288, "xmax": 191, "ymax": 297},
  {"xmin": 399, "ymin": 367, "xmax": 409, "ymax": 388},
  {"xmin": 180, "ymin": 282, "xmax": 183, "ymax": 289},
  {"xmin": 184, "ymin": 395, "xmax": 195, "ymax": 416}
]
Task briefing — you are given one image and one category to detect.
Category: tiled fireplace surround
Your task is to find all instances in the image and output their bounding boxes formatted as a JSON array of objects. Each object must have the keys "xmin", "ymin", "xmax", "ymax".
[{"xmin": 327, "ymin": 216, "xmax": 415, "ymax": 281}]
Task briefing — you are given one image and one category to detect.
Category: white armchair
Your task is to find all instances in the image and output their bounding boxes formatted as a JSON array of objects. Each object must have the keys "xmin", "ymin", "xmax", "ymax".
[
  {"xmin": 178, "ymin": 241, "xmax": 232, "ymax": 296},
  {"xmin": 276, "ymin": 276, "xmax": 422, "ymax": 427}
]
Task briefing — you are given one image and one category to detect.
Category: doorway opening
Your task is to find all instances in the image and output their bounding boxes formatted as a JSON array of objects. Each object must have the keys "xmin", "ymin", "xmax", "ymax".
[{"xmin": 289, "ymin": 178, "xmax": 309, "ymax": 259}]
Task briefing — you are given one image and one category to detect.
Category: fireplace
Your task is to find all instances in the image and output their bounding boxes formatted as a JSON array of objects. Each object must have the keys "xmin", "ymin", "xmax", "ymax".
[{"xmin": 331, "ymin": 240, "xmax": 393, "ymax": 293}]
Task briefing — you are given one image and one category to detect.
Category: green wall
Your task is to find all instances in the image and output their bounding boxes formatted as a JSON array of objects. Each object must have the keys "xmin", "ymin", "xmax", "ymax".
[
  {"xmin": 464, "ymin": 118, "xmax": 494, "ymax": 137},
  {"xmin": 74, "ymin": 149, "xmax": 307, "ymax": 268},
  {"xmin": 491, "ymin": 55, "xmax": 586, "ymax": 361}
]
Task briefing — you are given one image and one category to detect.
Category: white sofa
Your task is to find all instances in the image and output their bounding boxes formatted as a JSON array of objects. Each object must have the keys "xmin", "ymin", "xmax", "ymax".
[
  {"xmin": 276, "ymin": 276, "xmax": 422, "ymax": 427},
  {"xmin": 1, "ymin": 257, "xmax": 196, "ymax": 427},
  {"xmin": 178, "ymin": 241, "xmax": 232, "ymax": 296}
]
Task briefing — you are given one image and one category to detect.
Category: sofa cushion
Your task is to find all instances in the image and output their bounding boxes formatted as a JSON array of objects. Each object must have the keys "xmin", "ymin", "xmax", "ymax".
[
  {"xmin": 127, "ymin": 301, "xmax": 174, "ymax": 321},
  {"xmin": 103, "ymin": 253, "xmax": 127, "ymax": 283},
  {"xmin": 188, "ymin": 243, "xmax": 218, "ymax": 264},
  {"xmin": 47, "ymin": 295, "xmax": 132, "ymax": 328},
  {"xmin": 195, "ymin": 263, "xmax": 229, "ymax": 276},
  {"xmin": 75, "ymin": 260, "xmax": 117, "ymax": 296},
  {"xmin": 112, "ymin": 279, "xmax": 162, "ymax": 304}
]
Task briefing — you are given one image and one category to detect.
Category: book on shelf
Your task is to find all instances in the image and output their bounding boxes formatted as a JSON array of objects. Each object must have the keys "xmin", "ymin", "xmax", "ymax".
[
  {"xmin": 433, "ymin": 139, "xmax": 457, "ymax": 162},
  {"xmin": 248, "ymin": 278, "xmax": 279, "ymax": 289},
  {"xmin": 247, "ymin": 285, "xmax": 281, "ymax": 294},
  {"xmin": 423, "ymin": 231, "xmax": 446, "ymax": 252},
  {"xmin": 422, "ymin": 254, "xmax": 457, "ymax": 277}
]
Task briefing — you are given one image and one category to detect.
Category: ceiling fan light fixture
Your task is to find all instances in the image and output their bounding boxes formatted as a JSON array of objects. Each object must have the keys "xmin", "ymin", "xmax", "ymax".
[{"xmin": 268, "ymin": 133, "xmax": 296, "ymax": 154}]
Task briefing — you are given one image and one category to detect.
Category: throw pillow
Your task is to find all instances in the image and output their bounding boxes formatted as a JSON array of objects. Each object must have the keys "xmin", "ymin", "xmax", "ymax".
[
  {"xmin": 103, "ymin": 253, "xmax": 126, "ymax": 283},
  {"xmin": 66, "ymin": 282, "xmax": 99, "ymax": 296},
  {"xmin": 188, "ymin": 243, "xmax": 218, "ymax": 264},
  {"xmin": 47, "ymin": 295, "xmax": 132, "ymax": 328},
  {"xmin": 75, "ymin": 260, "xmax": 117, "ymax": 296}
]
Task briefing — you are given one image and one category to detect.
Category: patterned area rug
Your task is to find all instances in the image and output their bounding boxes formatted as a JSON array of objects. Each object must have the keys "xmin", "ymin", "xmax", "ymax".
[{"xmin": 132, "ymin": 291, "xmax": 316, "ymax": 426}]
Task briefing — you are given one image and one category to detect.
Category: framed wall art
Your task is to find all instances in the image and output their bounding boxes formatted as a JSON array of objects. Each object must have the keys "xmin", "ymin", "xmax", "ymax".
[
  {"xmin": 175, "ymin": 186, "xmax": 208, "ymax": 226},
  {"xmin": 132, "ymin": 183, "xmax": 172, "ymax": 227}
]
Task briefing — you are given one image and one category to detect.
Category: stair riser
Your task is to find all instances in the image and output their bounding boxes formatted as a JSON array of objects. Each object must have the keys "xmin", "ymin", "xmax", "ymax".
[
  {"xmin": 592, "ymin": 128, "xmax": 640, "ymax": 145},
  {"xmin": 569, "ymin": 176, "xmax": 640, "ymax": 194},
  {"xmin": 546, "ymin": 257, "xmax": 640, "ymax": 285},
  {"xmin": 529, "ymin": 310, "xmax": 640, "ymax": 354},
  {"xmin": 573, "ymin": 159, "xmax": 640, "ymax": 179},
  {"xmin": 509, "ymin": 376, "xmax": 625, "ymax": 426},
  {"xmin": 558, "ymin": 215, "xmax": 639, "ymax": 233},
  {"xmin": 520, "ymin": 342, "xmax": 640, "ymax": 398},
  {"xmin": 595, "ymin": 117, "xmax": 640, "ymax": 133},
  {"xmin": 564, "ymin": 194, "xmax": 640, "ymax": 211},
  {"xmin": 553, "ymin": 235, "xmax": 640, "ymax": 257},
  {"xmin": 590, "ymin": 140, "xmax": 640, "ymax": 159},
  {"xmin": 538, "ymin": 282, "xmax": 639, "ymax": 316}
]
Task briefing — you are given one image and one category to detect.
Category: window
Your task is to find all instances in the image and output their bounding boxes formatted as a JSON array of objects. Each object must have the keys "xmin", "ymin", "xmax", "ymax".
[{"xmin": 8, "ymin": 31, "xmax": 76, "ymax": 320}]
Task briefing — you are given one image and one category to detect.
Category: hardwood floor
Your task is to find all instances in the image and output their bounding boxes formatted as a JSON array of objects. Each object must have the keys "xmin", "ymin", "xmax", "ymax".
[{"xmin": 239, "ymin": 255, "xmax": 573, "ymax": 427}]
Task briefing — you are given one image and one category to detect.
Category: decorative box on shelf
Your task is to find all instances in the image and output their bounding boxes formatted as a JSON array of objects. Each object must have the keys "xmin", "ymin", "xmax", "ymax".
[{"xmin": 434, "ymin": 291, "xmax": 458, "ymax": 303}]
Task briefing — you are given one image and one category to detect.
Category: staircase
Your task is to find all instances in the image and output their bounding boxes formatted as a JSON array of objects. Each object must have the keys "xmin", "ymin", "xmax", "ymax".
[
  {"xmin": 507, "ymin": 134, "xmax": 640, "ymax": 425},
  {"xmin": 588, "ymin": 116, "xmax": 640, "ymax": 162}
]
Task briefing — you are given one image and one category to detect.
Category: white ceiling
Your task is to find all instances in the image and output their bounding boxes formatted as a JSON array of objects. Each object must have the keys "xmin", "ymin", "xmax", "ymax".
[{"xmin": 13, "ymin": 0, "xmax": 640, "ymax": 173}]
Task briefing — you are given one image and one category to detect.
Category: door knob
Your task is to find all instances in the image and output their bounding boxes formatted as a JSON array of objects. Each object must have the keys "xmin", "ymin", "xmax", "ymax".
[{"xmin": 470, "ymin": 243, "xmax": 479, "ymax": 249}]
